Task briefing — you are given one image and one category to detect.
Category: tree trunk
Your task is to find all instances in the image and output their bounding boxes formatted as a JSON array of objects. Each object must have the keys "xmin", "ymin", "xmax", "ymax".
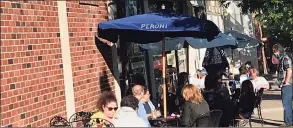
[
  {"xmin": 256, "ymin": 15, "xmax": 268, "ymax": 75},
  {"xmin": 261, "ymin": 45, "xmax": 268, "ymax": 74}
]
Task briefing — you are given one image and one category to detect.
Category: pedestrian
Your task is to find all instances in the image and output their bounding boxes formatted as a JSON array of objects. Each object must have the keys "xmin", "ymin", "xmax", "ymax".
[{"xmin": 272, "ymin": 43, "xmax": 293, "ymax": 127}]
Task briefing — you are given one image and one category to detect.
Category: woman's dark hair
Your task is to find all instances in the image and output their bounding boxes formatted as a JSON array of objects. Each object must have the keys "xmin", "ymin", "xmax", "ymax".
[
  {"xmin": 121, "ymin": 95, "xmax": 139, "ymax": 110},
  {"xmin": 241, "ymin": 80, "xmax": 254, "ymax": 94},
  {"xmin": 245, "ymin": 61, "xmax": 252, "ymax": 66},
  {"xmin": 96, "ymin": 91, "xmax": 117, "ymax": 111},
  {"xmin": 178, "ymin": 72, "xmax": 189, "ymax": 87},
  {"xmin": 204, "ymin": 74, "xmax": 222, "ymax": 90},
  {"xmin": 239, "ymin": 66, "xmax": 247, "ymax": 75}
]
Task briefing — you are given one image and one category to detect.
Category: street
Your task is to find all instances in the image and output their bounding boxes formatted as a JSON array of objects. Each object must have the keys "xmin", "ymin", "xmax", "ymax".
[{"xmin": 251, "ymin": 84, "xmax": 284, "ymax": 127}]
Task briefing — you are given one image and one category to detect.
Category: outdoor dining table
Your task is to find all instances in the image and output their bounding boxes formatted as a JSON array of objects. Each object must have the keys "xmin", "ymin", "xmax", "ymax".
[{"xmin": 149, "ymin": 116, "xmax": 180, "ymax": 127}]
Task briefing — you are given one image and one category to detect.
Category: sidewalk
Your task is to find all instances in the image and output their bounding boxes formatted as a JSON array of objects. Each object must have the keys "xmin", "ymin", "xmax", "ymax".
[{"xmin": 250, "ymin": 90, "xmax": 284, "ymax": 127}]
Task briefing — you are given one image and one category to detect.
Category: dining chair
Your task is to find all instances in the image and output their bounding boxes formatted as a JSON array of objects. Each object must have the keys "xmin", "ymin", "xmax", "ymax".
[
  {"xmin": 49, "ymin": 116, "xmax": 71, "ymax": 127},
  {"xmin": 193, "ymin": 110, "xmax": 223, "ymax": 127}
]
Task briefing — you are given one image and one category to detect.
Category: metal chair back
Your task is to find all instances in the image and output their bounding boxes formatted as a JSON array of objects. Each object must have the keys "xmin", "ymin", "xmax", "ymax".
[
  {"xmin": 49, "ymin": 116, "xmax": 71, "ymax": 127},
  {"xmin": 255, "ymin": 88, "xmax": 264, "ymax": 107},
  {"xmin": 68, "ymin": 111, "xmax": 93, "ymax": 127},
  {"xmin": 90, "ymin": 118, "xmax": 115, "ymax": 127},
  {"xmin": 194, "ymin": 110, "xmax": 223, "ymax": 127}
]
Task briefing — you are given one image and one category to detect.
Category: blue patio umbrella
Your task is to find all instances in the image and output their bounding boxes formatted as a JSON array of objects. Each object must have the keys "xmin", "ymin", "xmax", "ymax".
[
  {"xmin": 98, "ymin": 13, "xmax": 220, "ymax": 43},
  {"xmin": 225, "ymin": 30, "xmax": 260, "ymax": 48},
  {"xmin": 138, "ymin": 33, "xmax": 238, "ymax": 54},
  {"xmin": 97, "ymin": 13, "xmax": 220, "ymax": 118}
]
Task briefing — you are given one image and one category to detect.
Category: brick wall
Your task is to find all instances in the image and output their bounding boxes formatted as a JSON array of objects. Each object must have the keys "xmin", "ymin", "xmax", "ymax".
[
  {"xmin": 1, "ymin": 1, "xmax": 114, "ymax": 127},
  {"xmin": 65, "ymin": 1, "xmax": 115, "ymax": 112}
]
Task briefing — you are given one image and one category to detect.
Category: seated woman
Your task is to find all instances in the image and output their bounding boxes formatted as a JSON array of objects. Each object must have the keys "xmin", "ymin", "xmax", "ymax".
[
  {"xmin": 91, "ymin": 91, "xmax": 118, "ymax": 125},
  {"xmin": 203, "ymin": 75, "xmax": 233, "ymax": 127},
  {"xmin": 235, "ymin": 80, "xmax": 256, "ymax": 119},
  {"xmin": 180, "ymin": 84, "xmax": 210, "ymax": 127},
  {"xmin": 176, "ymin": 72, "xmax": 189, "ymax": 108},
  {"xmin": 141, "ymin": 88, "xmax": 161, "ymax": 119},
  {"xmin": 159, "ymin": 82, "xmax": 178, "ymax": 115}
]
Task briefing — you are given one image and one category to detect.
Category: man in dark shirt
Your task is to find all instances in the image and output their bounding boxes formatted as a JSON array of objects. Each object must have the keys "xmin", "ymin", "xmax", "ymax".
[{"xmin": 273, "ymin": 44, "xmax": 293, "ymax": 127}]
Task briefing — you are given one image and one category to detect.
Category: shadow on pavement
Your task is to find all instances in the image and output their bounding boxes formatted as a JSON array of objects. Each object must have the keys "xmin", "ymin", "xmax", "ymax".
[
  {"xmin": 262, "ymin": 93, "xmax": 281, "ymax": 100},
  {"xmin": 263, "ymin": 119, "xmax": 284, "ymax": 123},
  {"xmin": 250, "ymin": 119, "xmax": 282, "ymax": 127}
]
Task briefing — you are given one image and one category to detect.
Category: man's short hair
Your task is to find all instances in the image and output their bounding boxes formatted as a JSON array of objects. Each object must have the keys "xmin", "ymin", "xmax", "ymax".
[
  {"xmin": 272, "ymin": 43, "xmax": 285, "ymax": 53},
  {"xmin": 248, "ymin": 67, "xmax": 259, "ymax": 76},
  {"xmin": 132, "ymin": 84, "xmax": 144, "ymax": 96},
  {"xmin": 120, "ymin": 95, "xmax": 139, "ymax": 110},
  {"xmin": 245, "ymin": 61, "xmax": 252, "ymax": 66}
]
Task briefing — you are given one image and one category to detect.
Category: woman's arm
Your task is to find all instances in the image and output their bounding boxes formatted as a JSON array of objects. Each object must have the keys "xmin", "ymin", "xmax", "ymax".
[{"xmin": 180, "ymin": 103, "xmax": 191, "ymax": 126}]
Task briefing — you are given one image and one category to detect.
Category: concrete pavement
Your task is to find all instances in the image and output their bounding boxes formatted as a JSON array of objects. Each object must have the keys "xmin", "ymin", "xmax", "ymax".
[{"xmin": 250, "ymin": 89, "xmax": 285, "ymax": 127}]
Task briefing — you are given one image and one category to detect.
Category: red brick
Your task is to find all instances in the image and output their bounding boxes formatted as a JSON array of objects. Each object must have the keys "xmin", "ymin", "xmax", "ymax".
[{"xmin": 1, "ymin": 1, "xmax": 114, "ymax": 127}]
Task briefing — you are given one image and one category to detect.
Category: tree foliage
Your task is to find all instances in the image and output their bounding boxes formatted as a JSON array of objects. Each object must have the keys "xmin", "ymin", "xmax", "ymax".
[{"xmin": 220, "ymin": 0, "xmax": 293, "ymax": 47}]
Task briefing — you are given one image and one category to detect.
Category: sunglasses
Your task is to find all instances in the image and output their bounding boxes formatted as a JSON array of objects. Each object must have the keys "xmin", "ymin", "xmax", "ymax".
[{"xmin": 106, "ymin": 106, "xmax": 118, "ymax": 111}]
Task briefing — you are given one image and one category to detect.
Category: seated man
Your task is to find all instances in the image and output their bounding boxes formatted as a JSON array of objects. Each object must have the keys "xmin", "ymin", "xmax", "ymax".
[
  {"xmin": 112, "ymin": 95, "xmax": 148, "ymax": 127},
  {"xmin": 141, "ymin": 88, "xmax": 161, "ymax": 119},
  {"xmin": 248, "ymin": 67, "xmax": 270, "ymax": 92},
  {"xmin": 132, "ymin": 84, "xmax": 151, "ymax": 127}
]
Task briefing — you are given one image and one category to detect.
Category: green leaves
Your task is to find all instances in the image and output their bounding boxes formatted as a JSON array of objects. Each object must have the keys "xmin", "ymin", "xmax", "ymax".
[{"xmin": 220, "ymin": 0, "xmax": 293, "ymax": 45}]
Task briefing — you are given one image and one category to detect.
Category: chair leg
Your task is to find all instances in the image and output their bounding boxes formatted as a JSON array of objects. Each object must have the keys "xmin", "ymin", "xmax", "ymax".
[
  {"xmin": 258, "ymin": 106, "xmax": 264, "ymax": 126},
  {"xmin": 249, "ymin": 119, "xmax": 252, "ymax": 128}
]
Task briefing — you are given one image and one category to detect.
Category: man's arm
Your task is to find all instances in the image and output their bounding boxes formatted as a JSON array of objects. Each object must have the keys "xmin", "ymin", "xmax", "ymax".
[
  {"xmin": 137, "ymin": 103, "xmax": 151, "ymax": 127},
  {"xmin": 285, "ymin": 68, "xmax": 292, "ymax": 84},
  {"xmin": 283, "ymin": 57, "xmax": 292, "ymax": 84}
]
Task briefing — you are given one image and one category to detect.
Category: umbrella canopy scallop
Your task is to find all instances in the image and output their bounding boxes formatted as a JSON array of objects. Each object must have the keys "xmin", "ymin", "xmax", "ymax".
[{"xmin": 98, "ymin": 13, "xmax": 220, "ymax": 43}]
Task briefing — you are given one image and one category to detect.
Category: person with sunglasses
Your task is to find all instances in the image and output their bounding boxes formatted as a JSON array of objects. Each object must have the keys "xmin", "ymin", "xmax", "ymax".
[
  {"xmin": 91, "ymin": 91, "xmax": 118, "ymax": 124},
  {"xmin": 245, "ymin": 61, "xmax": 252, "ymax": 79}
]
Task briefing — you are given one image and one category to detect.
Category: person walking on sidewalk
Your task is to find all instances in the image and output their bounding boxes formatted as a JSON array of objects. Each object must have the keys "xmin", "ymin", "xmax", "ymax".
[{"xmin": 273, "ymin": 44, "xmax": 293, "ymax": 127}]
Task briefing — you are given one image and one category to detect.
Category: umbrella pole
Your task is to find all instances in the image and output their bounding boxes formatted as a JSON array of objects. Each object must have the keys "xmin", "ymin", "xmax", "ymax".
[{"xmin": 162, "ymin": 36, "xmax": 167, "ymax": 119}]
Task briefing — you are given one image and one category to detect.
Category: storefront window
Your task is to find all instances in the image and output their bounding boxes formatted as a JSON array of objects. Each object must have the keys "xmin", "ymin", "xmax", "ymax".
[{"xmin": 127, "ymin": 43, "xmax": 148, "ymax": 86}]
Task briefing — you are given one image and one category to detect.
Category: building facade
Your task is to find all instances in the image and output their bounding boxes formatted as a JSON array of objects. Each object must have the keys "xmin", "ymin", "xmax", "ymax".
[
  {"xmin": 1, "ymin": 1, "xmax": 116, "ymax": 127},
  {"xmin": 189, "ymin": 0, "xmax": 258, "ymax": 74}
]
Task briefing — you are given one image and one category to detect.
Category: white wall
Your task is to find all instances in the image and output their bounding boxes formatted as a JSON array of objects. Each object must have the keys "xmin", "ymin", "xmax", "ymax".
[
  {"xmin": 189, "ymin": 0, "xmax": 225, "ymax": 73},
  {"xmin": 188, "ymin": 0, "xmax": 258, "ymax": 74},
  {"xmin": 224, "ymin": 2, "xmax": 254, "ymax": 37},
  {"xmin": 224, "ymin": 1, "xmax": 258, "ymax": 73}
]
